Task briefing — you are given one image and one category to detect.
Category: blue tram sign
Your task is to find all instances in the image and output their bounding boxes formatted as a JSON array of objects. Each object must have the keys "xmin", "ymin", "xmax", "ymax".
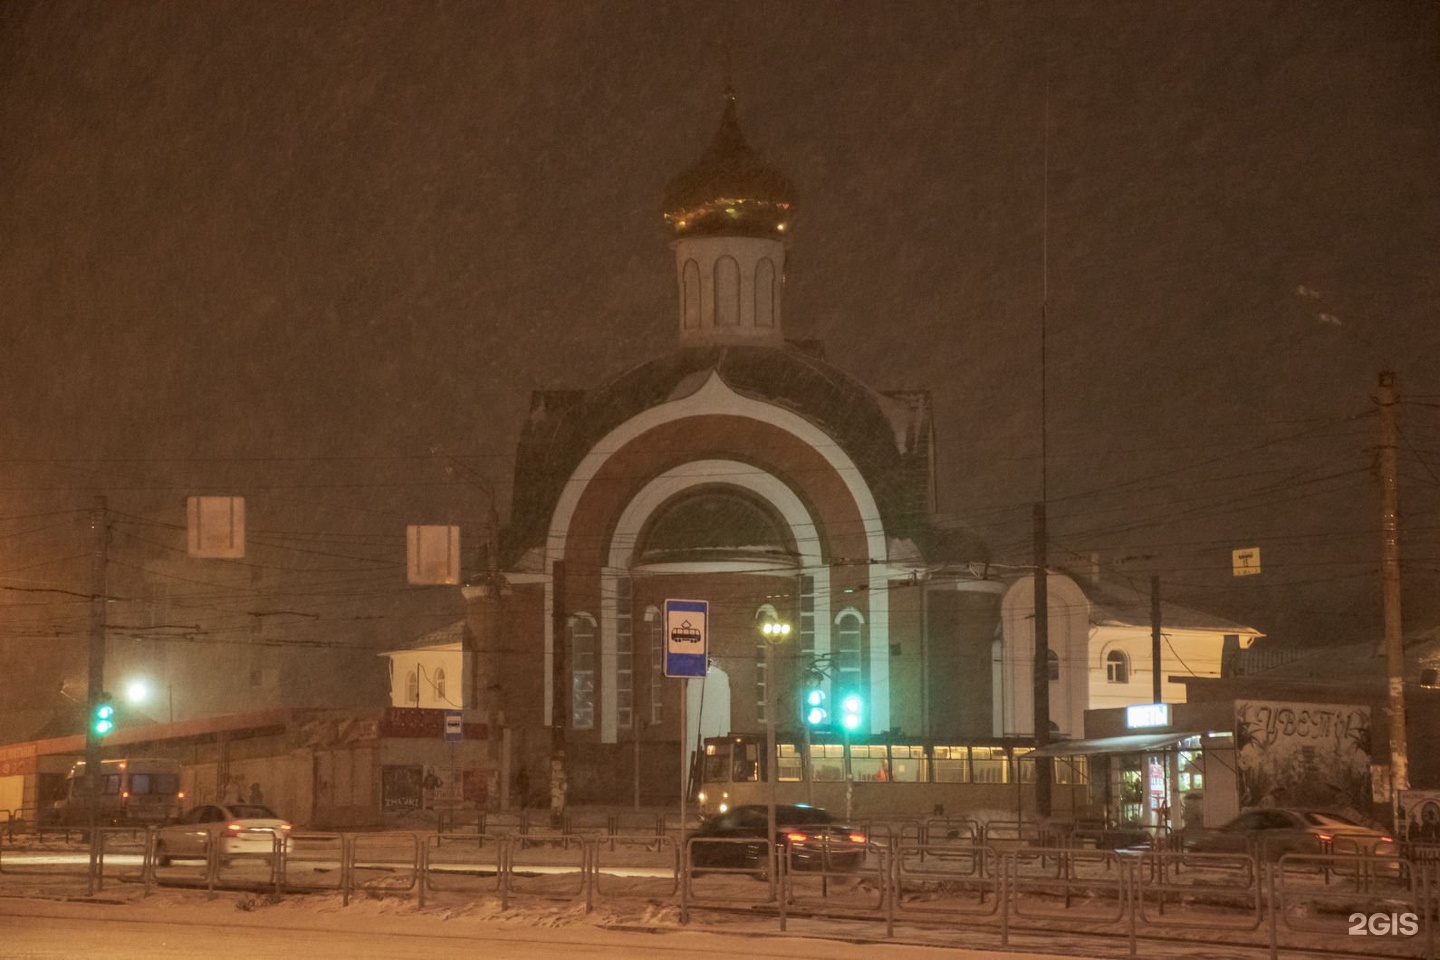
[{"xmin": 663, "ymin": 598, "xmax": 708, "ymax": 678}]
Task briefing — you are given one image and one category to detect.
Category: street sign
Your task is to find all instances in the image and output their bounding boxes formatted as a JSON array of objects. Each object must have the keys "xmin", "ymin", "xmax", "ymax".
[
  {"xmin": 663, "ymin": 598, "xmax": 708, "ymax": 678},
  {"xmin": 1232, "ymin": 547, "xmax": 1261, "ymax": 576},
  {"xmin": 444, "ymin": 711, "xmax": 463, "ymax": 742}
]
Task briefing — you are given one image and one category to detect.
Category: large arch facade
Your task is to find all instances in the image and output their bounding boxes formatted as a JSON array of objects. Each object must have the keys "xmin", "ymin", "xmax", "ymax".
[{"xmin": 543, "ymin": 372, "xmax": 892, "ymax": 741}]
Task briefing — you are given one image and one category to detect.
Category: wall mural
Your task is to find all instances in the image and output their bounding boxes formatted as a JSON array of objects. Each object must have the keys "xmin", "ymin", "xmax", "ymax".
[{"xmin": 1234, "ymin": 701, "xmax": 1371, "ymax": 814}]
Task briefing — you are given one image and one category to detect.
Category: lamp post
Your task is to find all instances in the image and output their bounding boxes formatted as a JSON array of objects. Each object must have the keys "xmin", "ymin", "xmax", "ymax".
[{"xmin": 758, "ymin": 615, "xmax": 791, "ymax": 896}]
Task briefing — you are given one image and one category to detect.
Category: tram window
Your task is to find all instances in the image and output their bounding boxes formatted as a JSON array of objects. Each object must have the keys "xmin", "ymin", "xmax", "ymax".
[
  {"xmin": 812, "ymin": 744, "xmax": 845, "ymax": 782},
  {"xmin": 890, "ymin": 745, "xmax": 927, "ymax": 782},
  {"xmin": 102, "ymin": 774, "xmax": 122, "ymax": 795},
  {"xmin": 777, "ymin": 744, "xmax": 803, "ymax": 782},
  {"xmin": 1055, "ymin": 757, "xmax": 1088, "ymax": 785},
  {"xmin": 703, "ymin": 744, "xmax": 732, "ymax": 783},
  {"xmin": 733, "ymin": 742, "xmax": 760, "ymax": 782},
  {"xmin": 1014, "ymin": 748, "xmax": 1037, "ymax": 783},
  {"xmin": 972, "ymin": 747, "xmax": 1009, "ymax": 784},
  {"xmin": 933, "ymin": 746, "xmax": 970, "ymax": 783},
  {"xmin": 851, "ymin": 744, "xmax": 887, "ymax": 782}
]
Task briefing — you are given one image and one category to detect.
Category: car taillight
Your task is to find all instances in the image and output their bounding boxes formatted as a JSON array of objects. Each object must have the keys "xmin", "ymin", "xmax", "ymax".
[
  {"xmin": 849, "ymin": 832, "xmax": 867, "ymax": 843},
  {"xmin": 1381, "ymin": 836, "xmax": 1393, "ymax": 844},
  {"xmin": 280, "ymin": 824, "xmax": 292, "ymax": 831},
  {"xmin": 177, "ymin": 791, "xmax": 185, "ymax": 799},
  {"xmin": 121, "ymin": 791, "xmax": 130, "ymax": 799},
  {"xmin": 785, "ymin": 832, "xmax": 809, "ymax": 843},
  {"xmin": 226, "ymin": 822, "xmax": 242, "ymax": 832},
  {"xmin": 1316, "ymin": 832, "xmax": 1333, "ymax": 843}
]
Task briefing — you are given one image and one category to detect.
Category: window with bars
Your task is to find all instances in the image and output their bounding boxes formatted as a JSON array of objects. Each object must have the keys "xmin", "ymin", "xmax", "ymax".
[
  {"xmin": 616, "ymin": 579, "xmax": 633, "ymax": 729},
  {"xmin": 570, "ymin": 613, "xmax": 596, "ymax": 729},
  {"xmin": 754, "ymin": 604, "xmax": 779, "ymax": 724},
  {"xmin": 834, "ymin": 608, "xmax": 865, "ymax": 698},
  {"xmin": 647, "ymin": 607, "xmax": 663, "ymax": 724}
]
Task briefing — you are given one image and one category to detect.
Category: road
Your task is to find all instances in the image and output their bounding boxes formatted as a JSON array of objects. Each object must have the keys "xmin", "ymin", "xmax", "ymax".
[{"xmin": 0, "ymin": 898, "xmax": 1092, "ymax": 960}]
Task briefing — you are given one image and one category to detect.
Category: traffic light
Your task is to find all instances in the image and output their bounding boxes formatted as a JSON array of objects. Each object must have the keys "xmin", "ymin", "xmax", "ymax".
[
  {"xmin": 92, "ymin": 698, "xmax": 116, "ymax": 738},
  {"xmin": 839, "ymin": 693, "xmax": 864, "ymax": 732},
  {"xmin": 802, "ymin": 687, "xmax": 828, "ymax": 727}
]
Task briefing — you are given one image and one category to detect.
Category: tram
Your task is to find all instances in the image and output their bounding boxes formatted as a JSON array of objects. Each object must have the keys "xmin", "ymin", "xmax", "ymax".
[
  {"xmin": 693, "ymin": 733, "xmax": 1090, "ymax": 821},
  {"xmin": 49, "ymin": 757, "xmax": 185, "ymax": 826}
]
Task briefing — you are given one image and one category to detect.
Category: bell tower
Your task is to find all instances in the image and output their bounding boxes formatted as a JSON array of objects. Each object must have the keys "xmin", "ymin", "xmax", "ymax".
[{"xmin": 661, "ymin": 92, "xmax": 796, "ymax": 345}]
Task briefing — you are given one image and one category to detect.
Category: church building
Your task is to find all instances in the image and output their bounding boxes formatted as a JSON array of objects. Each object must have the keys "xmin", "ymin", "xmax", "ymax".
[{"xmin": 460, "ymin": 93, "xmax": 1000, "ymax": 803}]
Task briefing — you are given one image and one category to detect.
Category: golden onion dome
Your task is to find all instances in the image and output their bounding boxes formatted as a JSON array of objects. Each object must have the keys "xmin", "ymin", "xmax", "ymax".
[{"xmin": 662, "ymin": 94, "xmax": 796, "ymax": 239}]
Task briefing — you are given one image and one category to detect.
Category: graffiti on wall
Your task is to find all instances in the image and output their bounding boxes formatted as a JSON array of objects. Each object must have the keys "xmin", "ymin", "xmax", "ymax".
[{"xmin": 1235, "ymin": 701, "xmax": 1371, "ymax": 813}]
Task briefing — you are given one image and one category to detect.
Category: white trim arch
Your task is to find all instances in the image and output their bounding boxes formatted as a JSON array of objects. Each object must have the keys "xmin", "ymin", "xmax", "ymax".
[{"xmin": 541, "ymin": 373, "xmax": 890, "ymax": 734}]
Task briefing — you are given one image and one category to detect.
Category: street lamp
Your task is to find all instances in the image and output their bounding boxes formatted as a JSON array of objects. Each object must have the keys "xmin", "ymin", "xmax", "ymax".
[
  {"xmin": 124, "ymin": 678, "xmax": 173, "ymax": 724},
  {"xmin": 757, "ymin": 613, "xmax": 791, "ymax": 896}
]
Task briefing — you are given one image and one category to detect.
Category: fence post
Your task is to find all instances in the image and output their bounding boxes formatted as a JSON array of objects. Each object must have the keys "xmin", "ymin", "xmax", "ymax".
[
  {"xmin": 1127, "ymin": 855, "xmax": 1137, "ymax": 958},
  {"xmin": 678, "ymin": 832, "xmax": 688, "ymax": 925},
  {"xmin": 1000, "ymin": 851, "xmax": 1010, "ymax": 948},
  {"xmin": 777, "ymin": 843, "xmax": 787, "ymax": 933},
  {"xmin": 1267, "ymin": 859, "xmax": 1278, "ymax": 960},
  {"xmin": 583, "ymin": 839, "xmax": 593, "ymax": 914},
  {"xmin": 341, "ymin": 834, "xmax": 352, "ymax": 908},
  {"xmin": 500, "ymin": 835, "xmax": 511, "ymax": 912},
  {"xmin": 884, "ymin": 839, "xmax": 895, "ymax": 939}
]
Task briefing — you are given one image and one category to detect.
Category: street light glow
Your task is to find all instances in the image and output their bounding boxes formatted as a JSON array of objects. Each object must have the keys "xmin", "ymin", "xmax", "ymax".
[{"xmin": 125, "ymin": 680, "xmax": 149, "ymax": 703}]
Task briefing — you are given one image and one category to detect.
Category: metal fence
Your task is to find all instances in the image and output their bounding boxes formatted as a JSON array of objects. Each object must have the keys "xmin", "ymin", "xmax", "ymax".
[{"xmin": 2, "ymin": 819, "xmax": 1435, "ymax": 959}]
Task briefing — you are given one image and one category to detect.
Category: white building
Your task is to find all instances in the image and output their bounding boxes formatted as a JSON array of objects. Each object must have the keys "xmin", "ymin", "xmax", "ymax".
[{"xmin": 995, "ymin": 569, "xmax": 1262, "ymax": 738}]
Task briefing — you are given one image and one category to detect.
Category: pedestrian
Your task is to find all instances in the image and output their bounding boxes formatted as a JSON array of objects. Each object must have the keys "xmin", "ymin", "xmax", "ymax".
[{"xmin": 248, "ymin": 782, "xmax": 264, "ymax": 805}]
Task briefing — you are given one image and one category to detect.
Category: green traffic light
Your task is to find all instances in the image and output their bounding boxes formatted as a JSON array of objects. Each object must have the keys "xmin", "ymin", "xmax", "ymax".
[{"xmin": 93, "ymin": 702, "xmax": 116, "ymax": 737}]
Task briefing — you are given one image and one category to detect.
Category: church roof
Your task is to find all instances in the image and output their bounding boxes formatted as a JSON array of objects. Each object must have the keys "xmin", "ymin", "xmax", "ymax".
[
  {"xmin": 506, "ymin": 344, "xmax": 951, "ymax": 565},
  {"xmin": 662, "ymin": 94, "xmax": 796, "ymax": 239}
]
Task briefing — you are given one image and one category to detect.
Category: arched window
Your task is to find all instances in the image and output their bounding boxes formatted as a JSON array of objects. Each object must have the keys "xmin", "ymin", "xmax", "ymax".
[
  {"xmin": 405, "ymin": 669, "xmax": 419, "ymax": 706},
  {"xmin": 434, "ymin": 667, "xmax": 447, "ymax": 701},
  {"xmin": 1047, "ymin": 649, "xmax": 1060, "ymax": 682},
  {"xmin": 1105, "ymin": 649, "xmax": 1130, "ymax": 684},
  {"xmin": 715, "ymin": 256, "xmax": 740, "ymax": 326},
  {"xmin": 755, "ymin": 258, "xmax": 775, "ymax": 328},
  {"xmin": 569, "ymin": 613, "xmax": 597, "ymax": 729},
  {"xmin": 834, "ymin": 609, "xmax": 866, "ymax": 697},
  {"xmin": 682, "ymin": 260, "xmax": 700, "ymax": 329},
  {"xmin": 646, "ymin": 606, "xmax": 663, "ymax": 724}
]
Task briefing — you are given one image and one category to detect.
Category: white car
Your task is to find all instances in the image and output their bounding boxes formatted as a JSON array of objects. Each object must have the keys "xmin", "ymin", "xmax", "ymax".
[{"xmin": 154, "ymin": 803, "xmax": 291, "ymax": 865}]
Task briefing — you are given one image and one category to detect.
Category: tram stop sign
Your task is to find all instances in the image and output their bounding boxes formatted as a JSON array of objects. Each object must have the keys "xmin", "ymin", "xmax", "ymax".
[
  {"xmin": 444, "ymin": 711, "xmax": 463, "ymax": 742},
  {"xmin": 663, "ymin": 598, "xmax": 708, "ymax": 678}
]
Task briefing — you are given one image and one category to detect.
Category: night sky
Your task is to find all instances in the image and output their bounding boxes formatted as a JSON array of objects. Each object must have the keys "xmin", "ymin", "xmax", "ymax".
[{"xmin": 1, "ymin": 2, "xmax": 1436, "ymax": 720}]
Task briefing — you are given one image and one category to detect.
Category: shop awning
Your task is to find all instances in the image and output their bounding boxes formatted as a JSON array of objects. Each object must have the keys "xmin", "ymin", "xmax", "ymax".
[{"xmin": 1028, "ymin": 731, "xmax": 1212, "ymax": 757}]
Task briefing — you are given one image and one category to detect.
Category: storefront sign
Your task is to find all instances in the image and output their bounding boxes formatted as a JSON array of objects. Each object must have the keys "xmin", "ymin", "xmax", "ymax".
[{"xmin": 1126, "ymin": 702, "xmax": 1170, "ymax": 729}]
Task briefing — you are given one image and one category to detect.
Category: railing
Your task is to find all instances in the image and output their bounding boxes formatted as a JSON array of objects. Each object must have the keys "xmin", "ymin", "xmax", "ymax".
[{"xmin": 1, "ymin": 818, "xmax": 1433, "ymax": 959}]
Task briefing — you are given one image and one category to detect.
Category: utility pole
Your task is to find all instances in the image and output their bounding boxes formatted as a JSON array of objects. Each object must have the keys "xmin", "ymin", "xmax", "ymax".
[
  {"xmin": 1151, "ymin": 576, "xmax": 1163, "ymax": 704},
  {"xmin": 1377, "ymin": 372, "xmax": 1409, "ymax": 807},
  {"xmin": 549, "ymin": 559, "xmax": 568, "ymax": 828},
  {"xmin": 84, "ymin": 496, "xmax": 108, "ymax": 894},
  {"xmin": 1032, "ymin": 503, "xmax": 1052, "ymax": 818}
]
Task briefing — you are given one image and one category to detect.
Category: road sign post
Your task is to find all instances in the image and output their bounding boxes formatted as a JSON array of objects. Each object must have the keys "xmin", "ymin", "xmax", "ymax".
[{"xmin": 665, "ymin": 598, "xmax": 708, "ymax": 884}]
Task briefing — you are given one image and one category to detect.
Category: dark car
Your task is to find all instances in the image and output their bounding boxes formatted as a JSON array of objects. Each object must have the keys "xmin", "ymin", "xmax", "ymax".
[
  {"xmin": 1180, "ymin": 808, "xmax": 1395, "ymax": 860},
  {"xmin": 689, "ymin": 803, "xmax": 867, "ymax": 875}
]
